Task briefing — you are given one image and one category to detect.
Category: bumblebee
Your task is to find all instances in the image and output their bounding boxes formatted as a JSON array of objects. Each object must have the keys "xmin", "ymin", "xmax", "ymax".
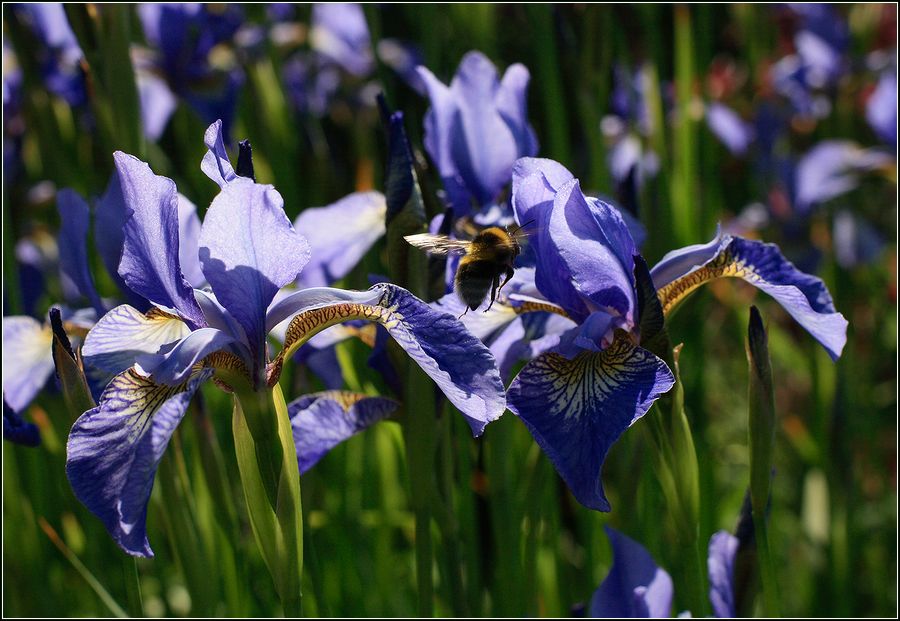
[{"xmin": 405, "ymin": 224, "xmax": 528, "ymax": 314}]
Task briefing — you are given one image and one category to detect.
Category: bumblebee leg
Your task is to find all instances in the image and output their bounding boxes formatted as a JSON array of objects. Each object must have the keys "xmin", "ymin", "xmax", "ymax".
[
  {"xmin": 484, "ymin": 276, "xmax": 500, "ymax": 312},
  {"xmin": 457, "ymin": 306, "xmax": 470, "ymax": 319},
  {"xmin": 497, "ymin": 266, "xmax": 515, "ymax": 293}
]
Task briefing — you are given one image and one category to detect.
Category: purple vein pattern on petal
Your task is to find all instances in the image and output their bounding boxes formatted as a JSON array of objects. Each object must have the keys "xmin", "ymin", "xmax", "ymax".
[
  {"xmin": 66, "ymin": 369, "xmax": 210, "ymax": 557},
  {"xmin": 2, "ymin": 316, "xmax": 54, "ymax": 413},
  {"xmin": 373, "ymin": 284, "xmax": 506, "ymax": 436},
  {"xmin": 289, "ymin": 391, "xmax": 398, "ymax": 473},
  {"xmin": 57, "ymin": 188, "xmax": 105, "ymax": 314},
  {"xmin": 294, "ymin": 191, "xmax": 387, "ymax": 288},
  {"xmin": 83, "ymin": 304, "xmax": 192, "ymax": 376},
  {"xmin": 590, "ymin": 526, "xmax": 674, "ymax": 618},
  {"xmin": 507, "ymin": 339, "xmax": 673, "ymax": 511},
  {"xmin": 200, "ymin": 120, "xmax": 237, "ymax": 188},
  {"xmin": 708, "ymin": 530, "xmax": 739, "ymax": 618},
  {"xmin": 114, "ymin": 152, "xmax": 206, "ymax": 328},
  {"xmin": 199, "ymin": 178, "xmax": 310, "ymax": 369},
  {"xmin": 550, "ymin": 179, "xmax": 636, "ymax": 319},
  {"xmin": 724, "ymin": 237, "xmax": 848, "ymax": 360}
]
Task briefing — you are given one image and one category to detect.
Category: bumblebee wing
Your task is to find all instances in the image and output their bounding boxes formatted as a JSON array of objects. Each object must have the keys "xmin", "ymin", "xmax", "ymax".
[{"xmin": 404, "ymin": 233, "xmax": 471, "ymax": 256}]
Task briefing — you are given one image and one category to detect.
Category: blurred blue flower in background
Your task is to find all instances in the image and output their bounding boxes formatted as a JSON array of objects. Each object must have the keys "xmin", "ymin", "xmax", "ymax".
[
  {"xmin": 135, "ymin": 4, "xmax": 244, "ymax": 141},
  {"xmin": 418, "ymin": 50, "xmax": 538, "ymax": 218},
  {"xmin": 588, "ymin": 526, "xmax": 738, "ymax": 618}
]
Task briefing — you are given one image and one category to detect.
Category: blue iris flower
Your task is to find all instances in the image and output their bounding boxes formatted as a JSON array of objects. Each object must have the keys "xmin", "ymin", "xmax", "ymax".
[
  {"xmin": 2, "ymin": 161, "xmax": 205, "ymax": 421},
  {"xmin": 134, "ymin": 4, "xmax": 244, "ymax": 141},
  {"xmin": 450, "ymin": 157, "xmax": 847, "ymax": 512},
  {"xmin": 588, "ymin": 526, "xmax": 739, "ymax": 618},
  {"xmin": 65, "ymin": 120, "xmax": 506, "ymax": 556},
  {"xmin": 10, "ymin": 4, "xmax": 86, "ymax": 108},
  {"xmin": 417, "ymin": 50, "xmax": 539, "ymax": 219}
]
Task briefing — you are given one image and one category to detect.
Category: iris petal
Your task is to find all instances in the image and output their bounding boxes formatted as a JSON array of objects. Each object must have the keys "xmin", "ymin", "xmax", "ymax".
[
  {"xmin": 1, "ymin": 316, "xmax": 54, "ymax": 413},
  {"xmin": 549, "ymin": 179, "xmax": 636, "ymax": 319},
  {"xmin": 590, "ymin": 526, "xmax": 674, "ymax": 618},
  {"xmin": 3, "ymin": 400, "xmax": 41, "ymax": 447},
  {"xmin": 136, "ymin": 327, "xmax": 236, "ymax": 385},
  {"xmin": 708, "ymin": 531, "xmax": 739, "ymax": 618},
  {"xmin": 57, "ymin": 189, "xmax": 105, "ymax": 314},
  {"xmin": 289, "ymin": 391, "xmax": 399, "ymax": 473},
  {"xmin": 277, "ymin": 284, "xmax": 506, "ymax": 435},
  {"xmin": 294, "ymin": 191, "xmax": 387, "ymax": 288},
  {"xmin": 654, "ymin": 234, "xmax": 848, "ymax": 360},
  {"xmin": 82, "ymin": 305, "xmax": 191, "ymax": 376},
  {"xmin": 114, "ymin": 152, "xmax": 206, "ymax": 328},
  {"xmin": 199, "ymin": 178, "xmax": 310, "ymax": 374},
  {"xmin": 66, "ymin": 368, "xmax": 210, "ymax": 557},
  {"xmin": 507, "ymin": 336, "xmax": 674, "ymax": 510},
  {"xmin": 200, "ymin": 119, "xmax": 237, "ymax": 188}
]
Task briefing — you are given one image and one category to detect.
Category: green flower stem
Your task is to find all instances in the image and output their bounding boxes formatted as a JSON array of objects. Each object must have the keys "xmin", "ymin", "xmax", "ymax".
[
  {"xmin": 231, "ymin": 382, "xmax": 303, "ymax": 617},
  {"xmin": 644, "ymin": 361, "xmax": 707, "ymax": 616},
  {"xmin": 403, "ymin": 366, "xmax": 437, "ymax": 617},
  {"xmin": 746, "ymin": 307, "xmax": 781, "ymax": 616},
  {"xmin": 435, "ymin": 407, "xmax": 468, "ymax": 616},
  {"xmin": 123, "ymin": 557, "xmax": 144, "ymax": 618}
]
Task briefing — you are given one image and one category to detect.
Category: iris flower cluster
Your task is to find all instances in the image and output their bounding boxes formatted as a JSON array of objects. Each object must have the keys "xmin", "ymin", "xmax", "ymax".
[{"xmin": 63, "ymin": 120, "xmax": 506, "ymax": 556}]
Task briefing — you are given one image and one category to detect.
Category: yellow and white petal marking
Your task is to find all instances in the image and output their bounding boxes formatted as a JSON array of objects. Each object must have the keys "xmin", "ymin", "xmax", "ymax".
[{"xmin": 83, "ymin": 304, "xmax": 192, "ymax": 374}]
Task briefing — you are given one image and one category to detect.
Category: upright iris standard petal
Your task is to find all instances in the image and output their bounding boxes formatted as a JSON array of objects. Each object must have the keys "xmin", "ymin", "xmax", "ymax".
[
  {"xmin": 707, "ymin": 531, "xmax": 739, "ymax": 618},
  {"xmin": 511, "ymin": 160, "xmax": 591, "ymax": 319},
  {"xmin": 113, "ymin": 152, "xmax": 206, "ymax": 329},
  {"xmin": 199, "ymin": 178, "xmax": 310, "ymax": 373},
  {"xmin": 82, "ymin": 305, "xmax": 192, "ymax": 376},
  {"xmin": 549, "ymin": 179, "xmax": 636, "ymax": 319},
  {"xmin": 590, "ymin": 527, "xmax": 674, "ymax": 618},
  {"xmin": 2, "ymin": 316, "xmax": 54, "ymax": 413},
  {"xmin": 200, "ymin": 119, "xmax": 237, "ymax": 188},
  {"xmin": 288, "ymin": 391, "xmax": 399, "ymax": 473},
  {"xmin": 653, "ymin": 233, "xmax": 848, "ymax": 360},
  {"xmin": 418, "ymin": 51, "xmax": 538, "ymax": 213},
  {"xmin": 57, "ymin": 189, "xmax": 105, "ymax": 314},
  {"xmin": 66, "ymin": 369, "xmax": 211, "ymax": 557},
  {"xmin": 294, "ymin": 191, "xmax": 387, "ymax": 288},
  {"xmin": 507, "ymin": 335, "xmax": 674, "ymax": 510}
]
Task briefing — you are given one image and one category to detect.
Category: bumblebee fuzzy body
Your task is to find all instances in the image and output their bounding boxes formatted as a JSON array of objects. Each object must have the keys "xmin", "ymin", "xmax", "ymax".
[{"xmin": 404, "ymin": 226, "xmax": 522, "ymax": 312}]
